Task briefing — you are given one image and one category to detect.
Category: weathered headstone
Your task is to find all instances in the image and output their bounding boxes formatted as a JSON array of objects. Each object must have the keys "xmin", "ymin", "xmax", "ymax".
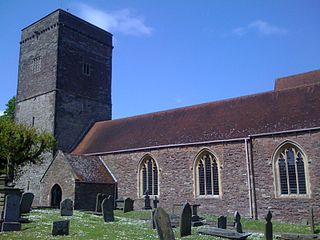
[
  {"xmin": 234, "ymin": 211, "xmax": 243, "ymax": 233},
  {"xmin": 265, "ymin": 209, "xmax": 273, "ymax": 240},
  {"xmin": 20, "ymin": 192, "xmax": 34, "ymax": 214},
  {"xmin": 123, "ymin": 197, "xmax": 134, "ymax": 213},
  {"xmin": 60, "ymin": 198, "xmax": 73, "ymax": 216},
  {"xmin": 102, "ymin": 195, "xmax": 114, "ymax": 222},
  {"xmin": 151, "ymin": 209, "xmax": 156, "ymax": 229},
  {"xmin": 144, "ymin": 191, "xmax": 152, "ymax": 210},
  {"xmin": 310, "ymin": 207, "xmax": 315, "ymax": 234},
  {"xmin": 115, "ymin": 197, "xmax": 124, "ymax": 210},
  {"xmin": 191, "ymin": 204, "xmax": 200, "ymax": 221},
  {"xmin": 1, "ymin": 194, "xmax": 21, "ymax": 232},
  {"xmin": 52, "ymin": 220, "xmax": 70, "ymax": 236},
  {"xmin": 154, "ymin": 207, "xmax": 175, "ymax": 240},
  {"xmin": 95, "ymin": 193, "xmax": 103, "ymax": 212},
  {"xmin": 218, "ymin": 216, "xmax": 227, "ymax": 229},
  {"xmin": 3, "ymin": 194, "xmax": 20, "ymax": 222},
  {"xmin": 153, "ymin": 196, "xmax": 159, "ymax": 209},
  {"xmin": 180, "ymin": 202, "xmax": 192, "ymax": 237}
]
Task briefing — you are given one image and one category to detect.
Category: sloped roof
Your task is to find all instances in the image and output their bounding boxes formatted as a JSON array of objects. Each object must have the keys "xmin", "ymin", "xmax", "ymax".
[
  {"xmin": 64, "ymin": 153, "xmax": 115, "ymax": 183},
  {"xmin": 72, "ymin": 73, "xmax": 320, "ymax": 155}
]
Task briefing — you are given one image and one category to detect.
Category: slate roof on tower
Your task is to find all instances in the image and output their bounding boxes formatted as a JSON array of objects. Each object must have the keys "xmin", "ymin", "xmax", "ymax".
[{"xmin": 72, "ymin": 70, "xmax": 320, "ymax": 155}]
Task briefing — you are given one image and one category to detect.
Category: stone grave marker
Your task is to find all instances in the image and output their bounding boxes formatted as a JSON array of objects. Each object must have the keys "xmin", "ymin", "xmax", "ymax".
[
  {"xmin": 123, "ymin": 197, "xmax": 134, "ymax": 213},
  {"xmin": 180, "ymin": 202, "xmax": 192, "ymax": 237},
  {"xmin": 218, "ymin": 215, "xmax": 227, "ymax": 229},
  {"xmin": 234, "ymin": 211, "xmax": 243, "ymax": 233},
  {"xmin": 265, "ymin": 209, "xmax": 273, "ymax": 240},
  {"xmin": 153, "ymin": 196, "xmax": 159, "ymax": 209},
  {"xmin": 52, "ymin": 220, "xmax": 70, "ymax": 236},
  {"xmin": 95, "ymin": 193, "xmax": 104, "ymax": 212},
  {"xmin": 151, "ymin": 210, "xmax": 156, "ymax": 229},
  {"xmin": 20, "ymin": 192, "xmax": 34, "ymax": 214},
  {"xmin": 154, "ymin": 207, "xmax": 175, "ymax": 240},
  {"xmin": 60, "ymin": 198, "xmax": 73, "ymax": 216},
  {"xmin": 310, "ymin": 207, "xmax": 315, "ymax": 234},
  {"xmin": 102, "ymin": 195, "xmax": 114, "ymax": 222},
  {"xmin": 144, "ymin": 191, "xmax": 152, "ymax": 210},
  {"xmin": 1, "ymin": 194, "xmax": 21, "ymax": 232}
]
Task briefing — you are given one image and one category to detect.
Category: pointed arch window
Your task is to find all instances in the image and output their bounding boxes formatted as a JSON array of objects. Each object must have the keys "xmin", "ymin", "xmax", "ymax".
[
  {"xmin": 274, "ymin": 143, "xmax": 309, "ymax": 196},
  {"xmin": 139, "ymin": 157, "xmax": 158, "ymax": 196},
  {"xmin": 195, "ymin": 151, "xmax": 220, "ymax": 197}
]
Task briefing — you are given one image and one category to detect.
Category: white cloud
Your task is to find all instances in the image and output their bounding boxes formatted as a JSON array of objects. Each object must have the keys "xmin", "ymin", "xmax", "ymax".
[
  {"xmin": 0, "ymin": 110, "xmax": 4, "ymax": 116},
  {"xmin": 76, "ymin": 3, "xmax": 153, "ymax": 36},
  {"xmin": 232, "ymin": 20, "xmax": 287, "ymax": 36}
]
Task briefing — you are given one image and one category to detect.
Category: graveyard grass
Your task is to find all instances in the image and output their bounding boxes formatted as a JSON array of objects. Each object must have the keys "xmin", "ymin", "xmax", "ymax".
[{"xmin": 0, "ymin": 209, "xmax": 318, "ymax": 240}]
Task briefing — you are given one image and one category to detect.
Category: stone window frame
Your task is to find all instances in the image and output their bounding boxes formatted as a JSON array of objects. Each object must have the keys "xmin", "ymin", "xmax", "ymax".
[
  {"xmin": 272, "ymin": 140, "xmax": 311, "ymax": 199},
  {"xmin": 137, "ymin": 154, "xmax": 159, "ymax": 198},
  {"xmin": 193, "ymin": 148, "xmax": 221, "ymax": 199}
]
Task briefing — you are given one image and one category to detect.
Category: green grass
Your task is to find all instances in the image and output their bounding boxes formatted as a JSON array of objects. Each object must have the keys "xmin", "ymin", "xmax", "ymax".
[
  {"xmin": 201, "ymin": 213, "xmax": 319, "ymax": 234},
  {"xmin": 0, "ymin": 209, "xmax": 317, "ymax": 239}
]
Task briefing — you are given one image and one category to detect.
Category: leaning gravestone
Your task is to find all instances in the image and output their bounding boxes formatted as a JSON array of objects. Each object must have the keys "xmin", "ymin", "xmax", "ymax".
[
  {"xmin": 218, "ymin": 216, "xmax": 227, "ymax": 229},
  {"xmin": 52, "ymin": 220, "xmax": 69, "ymax": 236},
  {"xmin": 234, "ymin": 211, "xmax": 243, "ymax": 233},
  {"xmin": 123, "ymin": 197, "xmax": 134, "ymax": 213},
  {"xmin": 1, "ymin": 194, "xmax": 21, "ymax": 232},
  {"xmin": 60, "ymin": 198, "xmax": 73, "ymax": 216},
  {"xmin": 102, "ymin": 195, "xmax": 114, "ymax": 222},
  {"xmin": 180, "ymin": 202, "xmax": 192, "ymax": 237},
  {"xmin": 265, "ymin": 210, "xmax": 273, "ymax": 240},
  {"xmin": 154, "ymin": 207, "xmax": 175, "ymax": 240},
  {"xmin": 20, "ymin": 192, "xmax": 34, "ymax": 214}
]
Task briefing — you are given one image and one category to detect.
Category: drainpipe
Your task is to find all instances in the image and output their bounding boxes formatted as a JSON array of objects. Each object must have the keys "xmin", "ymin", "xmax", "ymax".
[{"xmin": 245, "ymin": 138, "xmax": 253, "ymax": 218}]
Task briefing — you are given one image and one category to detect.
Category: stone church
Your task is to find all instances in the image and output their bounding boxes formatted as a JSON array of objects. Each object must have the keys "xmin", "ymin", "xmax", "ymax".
[{"xmin": 14, "ymin": 9, "xmax": 320, "ymax": 223}]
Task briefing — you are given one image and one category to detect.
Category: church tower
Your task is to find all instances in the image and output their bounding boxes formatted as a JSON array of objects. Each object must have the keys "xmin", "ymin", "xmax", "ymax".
[{"xmin": 15, "ymin": 9, "xmax": 112, "ymax": 151}]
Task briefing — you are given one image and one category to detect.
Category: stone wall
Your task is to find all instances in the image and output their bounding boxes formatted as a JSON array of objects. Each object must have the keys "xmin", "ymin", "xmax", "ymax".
[
  {"xmin": 40, "ymin": 152, "xmax": 75, "ymax": 206},
  {"xmin": 251, "ymin": 130, "xmax": 320, "ymax": 223},
  {"xmin": 101, "ymin": 130, "xmax": 320, "ymax": 223},
  {"xmin": 102, "ymin": 141, "xmax": 251, "ymax": 217}
]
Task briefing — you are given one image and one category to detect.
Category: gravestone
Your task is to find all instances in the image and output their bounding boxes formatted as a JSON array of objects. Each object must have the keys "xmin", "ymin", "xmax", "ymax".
[
  {"xmin": 95, "ymin": 193, "xmax": 104, "ymax": 212},
  {"xmin": 218, "ymin": 216, "xmax": 227, "ymax": 229},
  {"xmin": 154, "ymin": 207, "xmax": 175, "ymax": 240},
  {"xmin": 151, "ymin": 210, "xmax": 156, "ymax": 229},
  {"xmin": 20, "ymin": 192, "xmax": 34, "ymax": 214},
  {"xmin": 310, "ymin": 207, "xmax": 315, "ymax": 234},
  {"xmin": 1, "ymin": 194, "xmax": 21, "ymax": 232},
  {"xmin": 180, "ymin": 202, "xmax": 192, "ymax": 237},
  {"xmin": 153, "ymin": 196, "xmax": 159, "ymax": 209},
  {"xmin": 60, "ymin": 198, "xmax": 73, "ymax": 216},
  {"xmin": 191, "ymin": 204, "xmax": 200, "ymax": 221},
  {"xmin": 52, "ymin": 220, "xmax": 69, "ymax": 236},
  {"xmin": 234, "ymin": 211, "xmax": 243, "ymax": 233},
  {"xmin": 144, "ymin": 191, "xmax": 152, "ymax": 210},
  {"xmin": 123, "ymin": 197, "xmax": 134, "ymax": 213},
  {"xmin": 265, "ymin": 209, "xmax": 273, "ymax": 240},
  {"xmin": 102, "ymin": 195, "xmax": 114, "ymax": 222}
]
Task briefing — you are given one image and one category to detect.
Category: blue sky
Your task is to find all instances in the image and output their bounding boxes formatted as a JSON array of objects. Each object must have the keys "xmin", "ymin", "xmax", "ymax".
[{"xmin": 0, "ymin": 1, "xmax": 319, "ymax": 119}]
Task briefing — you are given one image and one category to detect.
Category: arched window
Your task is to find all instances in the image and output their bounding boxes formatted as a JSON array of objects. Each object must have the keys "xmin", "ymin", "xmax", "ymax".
[
  {"xmin": 195, "ymin": 151, "xmax": 220, "ymax": 196},
  {"xmin": 274, "ymin": 143, "xmax": 309, "ymax": 196},
  {"xmin": 139, "ymin": 156, "xmax": 159, "ymax": 196}
]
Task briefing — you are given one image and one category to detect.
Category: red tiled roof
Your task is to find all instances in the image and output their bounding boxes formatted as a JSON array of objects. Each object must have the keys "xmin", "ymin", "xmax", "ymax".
[
  {"xmin": 72, "ymin": 80, "xmax": 320, "ymax": 155},
  {"xmin": 65, "ymin": 153, "xmax": 115, "ymax": 183},
  {"xmin": 275, "ymin": 69, "xmax": 320, "ymax": 90}
]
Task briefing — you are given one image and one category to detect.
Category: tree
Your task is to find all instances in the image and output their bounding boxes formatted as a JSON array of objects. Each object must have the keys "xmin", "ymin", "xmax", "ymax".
[
  {"xmin": 1, "ymin": 96, "xmax": 16, "ymax": 121},
  {"xmin": 0, "ymin": 118, "xmax": 56, "ymax": 183}
]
